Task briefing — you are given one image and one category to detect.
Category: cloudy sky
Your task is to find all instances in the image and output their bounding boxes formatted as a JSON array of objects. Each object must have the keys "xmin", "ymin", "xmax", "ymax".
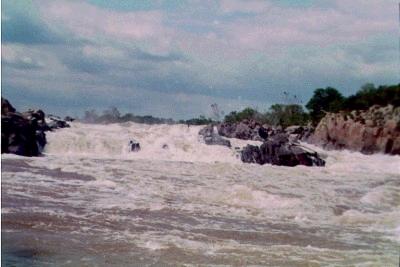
[{"xmin": 2, "ymin": 0, "xmax": 399, "ymax": 119}]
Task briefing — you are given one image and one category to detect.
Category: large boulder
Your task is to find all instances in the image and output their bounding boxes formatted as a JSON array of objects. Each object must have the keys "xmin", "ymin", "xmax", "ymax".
[
  {"xmin": 199, "ymin": 125, "xmax": 231, "ymax": 147},
  {"xmin": 217, "ymin": 119, "xmax": 268, "ymax": 141},
  {"xmin": 308, "ymin": 105, "xmax": 400, "ymax": 155},
  {"xmin": 241, "ymin": 145, "xmax": 264, "ymax": 164},
  {"xmin": 284, "ymin": 125, "xmax": 315, "ymax": 142},
  {"xmin": 241, "ymin": 133, "xmax": 325, "ymax": 167},
  {"xmin": 22, "ymin": 109, "xmax": 49, "ymax": 131},
  {"xmin": 1, "ymin": 98, "xmax": 46, "ymax": 156}
]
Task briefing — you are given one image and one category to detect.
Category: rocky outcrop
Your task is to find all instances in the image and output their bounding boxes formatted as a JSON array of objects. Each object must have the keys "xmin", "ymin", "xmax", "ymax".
[
  {"xmin": 1, "ymin": 98, "xmax": 71, "ymax": 156},
  {"xmin": 199, "ymin": 125, "xmax": 231, "ymax": 147},
  {"xmin": 284, "ymin": 125, "xmax": 314, "ymax": 143},
  {"xmin": 308, "ymin": 105, "xmax": 400, "ymax": 155},
  {"xmin": 241, "ymin": 133, "xmax": 325, "ymax": 167},
  {"xmin": 203, "ymin": 119, "xmax": 324, "ymax": 166},
  {"xmin": 2, "ymin": 98, "xmax": 47, "ymax": 156},
  {"xmin": 46, "ymin": 115, "xmax": 70, "ymax": 130},
  {"xmin": 217, "ymin": 119, "xmax": 268, "ymax": 141}
]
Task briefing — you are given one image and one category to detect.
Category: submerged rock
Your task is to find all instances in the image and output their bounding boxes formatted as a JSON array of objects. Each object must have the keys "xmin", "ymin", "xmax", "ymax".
[
  {"xmin": 199, "ymin": 125, "xmax": 231, "ymax": 147},
  {"xmin": 129, "ymin": 139, "xmax": 141, "ymax": 152}
]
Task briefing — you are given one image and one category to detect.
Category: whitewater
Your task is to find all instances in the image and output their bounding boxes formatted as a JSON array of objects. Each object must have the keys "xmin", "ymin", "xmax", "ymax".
[{"xmin": 2, "ymin": 122, "xmax": 400, "ymax": 266}]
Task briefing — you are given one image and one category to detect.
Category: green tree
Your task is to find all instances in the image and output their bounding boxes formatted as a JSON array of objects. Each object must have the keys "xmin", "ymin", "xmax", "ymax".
[
  {"xmin": 343, "ymin": 83, "xmax": 400, "ymax": 110},
  {"xmin": 265, "ymin": 104, "xmax": 309, "ymax": 127},
  {"xmin": 306, "ymin": 87, "xmax": 344, "ymax": 125},
  {"xmin": 224, "ymin": 107, "xmax": 259, "ymax": 123}
]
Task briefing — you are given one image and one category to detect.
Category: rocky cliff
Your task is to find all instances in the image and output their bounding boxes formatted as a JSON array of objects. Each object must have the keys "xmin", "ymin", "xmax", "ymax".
[{"xmin": 308, "ymin": 105, "xmax": 400, "ymax": 155}]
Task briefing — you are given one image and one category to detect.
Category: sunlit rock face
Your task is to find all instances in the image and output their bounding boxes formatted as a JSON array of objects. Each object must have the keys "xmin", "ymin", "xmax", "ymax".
[{"xmin": 309, "ymin": 105, "xmax": 400, "ymax": 155}]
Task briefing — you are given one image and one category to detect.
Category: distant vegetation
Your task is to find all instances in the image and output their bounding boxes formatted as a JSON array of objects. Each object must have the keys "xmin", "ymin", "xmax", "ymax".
[
  {"xmin": 82, "ymin": 108, "xmax": 175, "ymax": 125},
  {"xmin": 223, "ymin": 105, "xmax": 309, "ymax": 128},
  {"xmin": 224, "ymin": 83, "xmax": 399, "ymax": 127},
  {"xmin": 178, "ymin": 116, "xmax": 213, "ymax": 125},
  {"xmin": 306, "ymin": 83, "xmax": 400, "ymax": 125},
  {"xmin": 81, "ymin": 83, "xmax": 399, "ymax": 127}
]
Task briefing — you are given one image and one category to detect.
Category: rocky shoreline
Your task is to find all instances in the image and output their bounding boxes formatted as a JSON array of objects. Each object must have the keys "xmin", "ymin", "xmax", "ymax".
[
  {"xmin": 308, "ymin": 105, "xmax": 400, "ymax": 155},
  {"xmin": 198, "ymin": 104, "xmax": 400, "ymax": 166},
  {"xmin": 1, "ymin": 98, "xmax": 71, "ymax": 156}
]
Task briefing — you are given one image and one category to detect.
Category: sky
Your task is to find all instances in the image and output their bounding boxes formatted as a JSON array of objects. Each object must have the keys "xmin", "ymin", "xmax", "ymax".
[{"xmin": 2, "ymin": 0, "xmax": 399, "ymax": 119}]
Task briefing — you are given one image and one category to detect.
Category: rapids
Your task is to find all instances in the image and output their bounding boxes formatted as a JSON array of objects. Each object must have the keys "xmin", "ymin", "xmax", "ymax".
[{"xmin": 2, "ymin": 122, "xmax": 400, "ymax": 266}]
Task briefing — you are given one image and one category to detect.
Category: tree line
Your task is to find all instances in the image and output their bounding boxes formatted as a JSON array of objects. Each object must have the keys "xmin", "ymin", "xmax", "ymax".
[
  {"xmin": 220, "ymin": 83, "xmax": 399, "ymax": 127},
  {"xmin": 82, "ymin": 83, "xmax": 399, "ymax": 127}
]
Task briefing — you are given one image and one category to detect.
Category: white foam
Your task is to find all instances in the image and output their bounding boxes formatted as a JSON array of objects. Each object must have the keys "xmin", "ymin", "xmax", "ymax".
[{"xmin": 44, "ymin": 122, "xmax": 255, "ymax": 163}]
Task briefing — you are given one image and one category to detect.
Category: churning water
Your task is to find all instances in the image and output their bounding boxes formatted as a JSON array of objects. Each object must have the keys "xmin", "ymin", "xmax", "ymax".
[{"xmin": 2, "ymin": 122, "xmax": 400, "ymax": 266}]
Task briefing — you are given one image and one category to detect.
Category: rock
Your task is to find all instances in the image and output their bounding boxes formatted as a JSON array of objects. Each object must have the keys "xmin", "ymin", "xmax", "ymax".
[
  {"xmin": 308, "ymin": 105, "xmax": 400, "ymax": 155},
  {"xmin": 1, "ymin": 98, "xmax": 46, "ymax": 156},
  {"xmin": 258, "ymin": 126, "xmax": 268, "ymax": 139},
  {"xmin": 241, "ymin": 145, "xmax": 264, "ymax": 164},
  {"xmin": 284, "ymin": 125, "xmax": 314, "ymax": 141},
  {"xmin": 64, "ymin": 116, "xmax": 75, "ymax": 122},
  {"xmin": 241, "ymin": 133, "xmax": 325, "ymax": 167},
  {"xmin": 217, "ymin": 119, "xmax": 268, "ymax": 141},
  {"xmin": 129, "ymin": 139, "xmax": 141, "ymax": 152},
  {"xmin": 162, "ymin": 144, "xmax": 169, "ymax": 149},
  {"xmin": 22, "ymin": 109, "xmax": 49, "ymax": 131},
  {"xmin": 46, "ymin": 115, "xmax": 70, "ymax": 130},
  {"xmin": 285, "ymin": 125, "xmax": 304, "ymax": 135},
  {"xmin": 199, "ymin": 125, "xmax": 231, "ymax": 147},
  {"xmin": 2, "ymin": 97, "xmax": 16, "ymax": 113},
  {"xmin": 1, "ymin": 98, "xmax": 74, "ymax": 156}
]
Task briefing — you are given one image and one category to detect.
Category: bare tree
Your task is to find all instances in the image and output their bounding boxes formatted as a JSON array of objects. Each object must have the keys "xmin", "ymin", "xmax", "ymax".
[{"xmin": 210, "ymin": 103, "xmax": 224, "ymax": 122}]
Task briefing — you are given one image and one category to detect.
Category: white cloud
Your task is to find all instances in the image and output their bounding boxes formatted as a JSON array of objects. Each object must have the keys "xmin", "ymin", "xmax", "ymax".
[
  {"xmin": 3, "ymin": 0, "xmax": 398, "ymax": 118},
  {"xmin": 219, "ymin": 0, "xmax": 272, "ymax": 14}
]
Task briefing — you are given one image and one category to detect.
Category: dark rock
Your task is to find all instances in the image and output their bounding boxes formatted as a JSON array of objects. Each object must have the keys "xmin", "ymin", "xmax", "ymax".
[
  {"xmin": 2, "ymin": 107, "xmax": 45, "ymax": 156},
  {"xmin": 1, "ymin": 98, "xmax": 73, "ymax": 156},
  {"xmin": 241, "ymin": 145, "xmax": 264, "ymax": 164},
  {"xmin": 2, "ymin": 97, "xmax": 16, "ymax": 113},
  {"xmin": 258, "ymin": 126, "xmax": 268, "ymax": 139},
  {"xmin": 199, "ymin": 125, "xmax": 231, "ymax": 147},
  {"xmin": 129, "ymin": 139, "xmax": 141, "ymax": 152},
  {"xmin": 64, "ymin": 116, "xmax": 75, "ymax": 122},
  {"xmin": 46, "ymin": 115, "xmax": 70, "ymax": 130},
  {"xmin": 217, "ymin": 119, "xmax": 267, "ymax": 141},
  {"xmin": 241, "ymin": 133, "xmax": 325, "ymax": 167},
  {"xmin": 22, "ymin": 109, "xmax": 49, "ymax": 131}
]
